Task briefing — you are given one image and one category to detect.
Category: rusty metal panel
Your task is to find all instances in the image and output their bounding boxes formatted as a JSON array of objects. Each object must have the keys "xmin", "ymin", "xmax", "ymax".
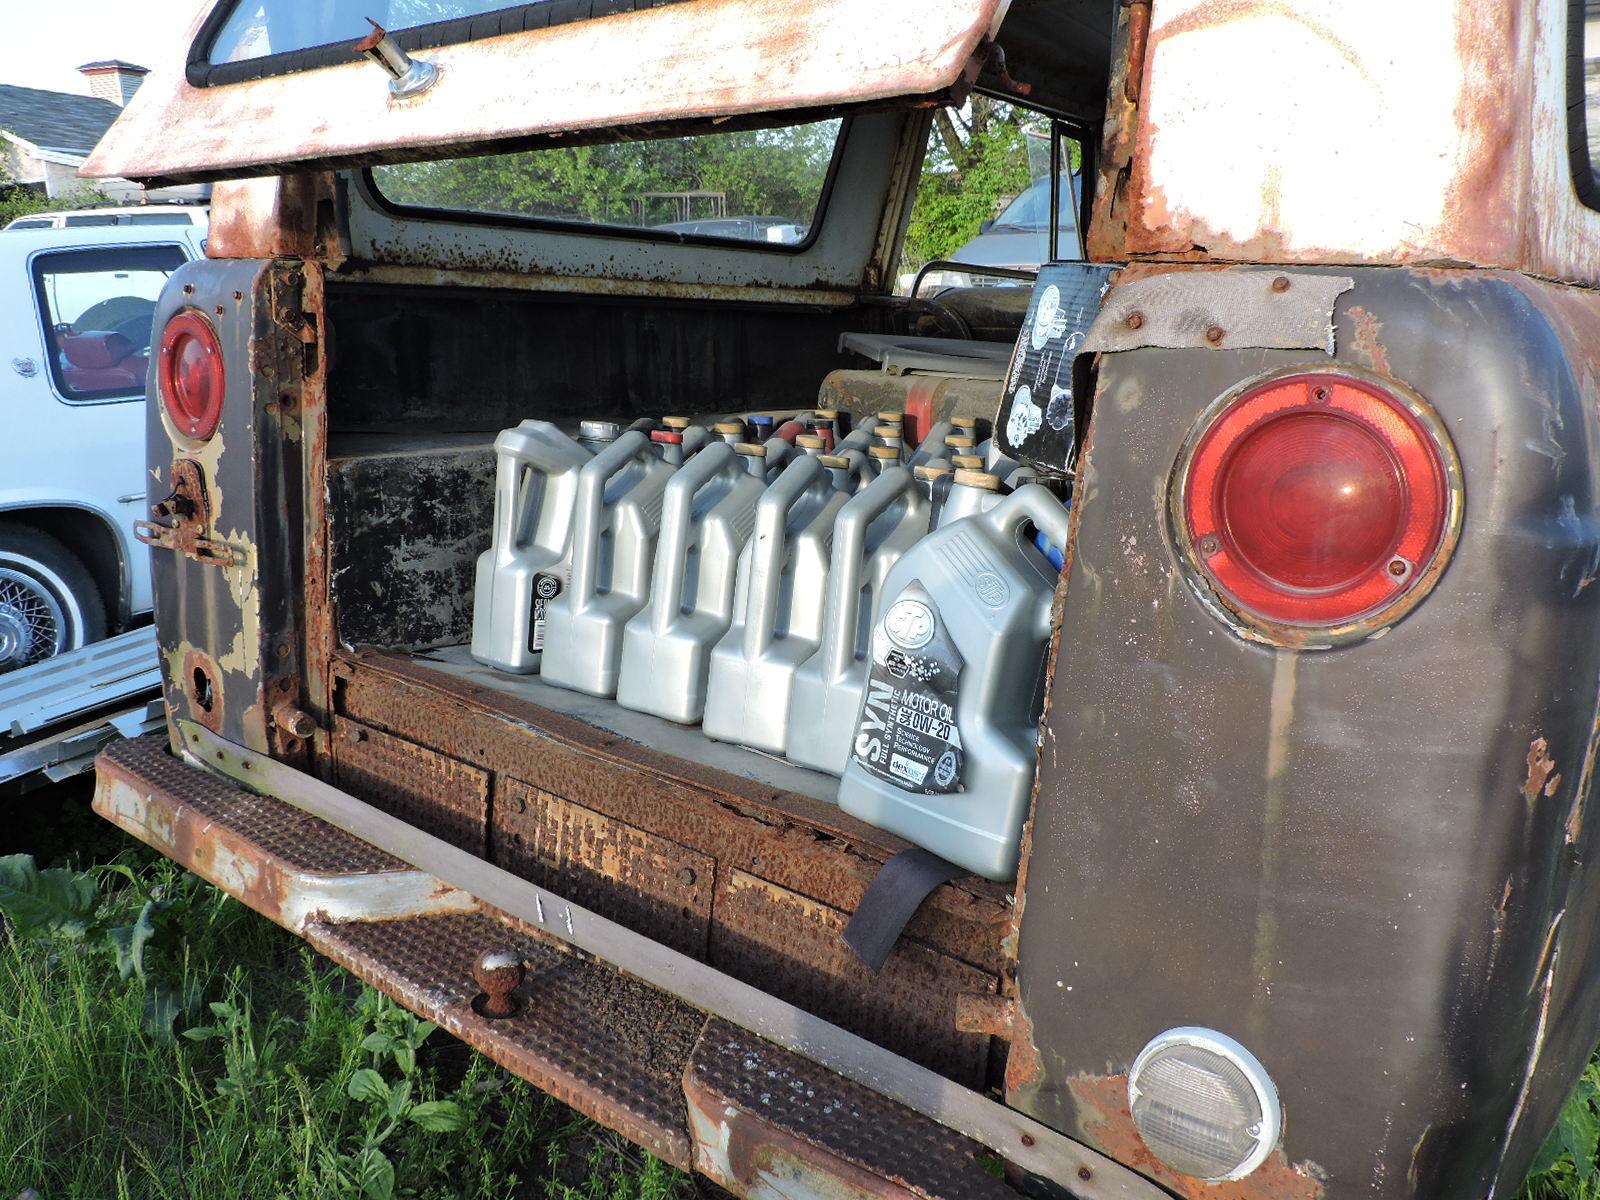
[
  {"xmin": 93, "ymin": 734, "xmax": 472, "ymax": 931},
  {"xmin": 710, "ymin": 870, "xmax": 994, "ymax": 1089},
  {"xmin": 84, "ymin": 0, "xmax": 1004, "ymax": 186},
  {"xmin": 493, "ymin": 778, "xmax": 713, "ymax": 958},
  {"xmin": 685, "ymin": 1019, "xmax": 1017, "ymax": 1200},
  {"xmin": 335, "ymin": 652, "xmax": 1011, "ymax": 976},
  {"xmin": 307, "ymin": 910, "xmax": 702, "ymax": 1169},
  {"xmin": 1013, "ymin": 266, "xmax": 1600, "ymax": 1199},
  {"xmin": 330, "ymin": 716, "xmax": 488, "ymax": 854}
]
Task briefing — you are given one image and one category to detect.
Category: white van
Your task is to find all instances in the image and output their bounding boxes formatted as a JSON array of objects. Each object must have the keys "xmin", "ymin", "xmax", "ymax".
[
  {"xmin": 0, "ymin": 223, "xmax": 206, "ymax": 671},
  {"xmin": 3, "ymin": 205, "xmax": 208, "ymax": 232}
]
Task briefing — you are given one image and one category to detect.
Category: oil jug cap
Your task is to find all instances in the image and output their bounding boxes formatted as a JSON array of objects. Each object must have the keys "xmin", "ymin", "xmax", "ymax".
[
  {"xmin": 796, "ymin": 433, "xmax": 826, "ymax": 450},
  {"xmin": 869, "ymin": 446, "xmax": 900, "ymax": 461},
  {"xmin": 580, "ymin": 419, "xmax": 621, "ymax": 440},
  {"xmin": 748, "ymin": 414, "xmax": 775, "ymax": 428},
  {"xmin": 662, "ymin": 415, "xmax": 691, "ymax": 429},
  {"xmin": 875, "ymin": 411, "xmax": 905, "ymax": 424},
  {"xmin": 951, "ymin": 454, "xmax": 986, "ymax": 470},
  {"xmin": 945, "ymin": 434, "xmax": 977, "ymax": 449},
  {"xmin": 735, "ymin": 442, "xmax": 767, "ymax": 457},
  {"xmin": 914, "ymin": 464, "xmax": 952, "ymax": 480},
  {"xmin": 953, "ymin": 468, "xmax": 1000, "ymax": 491},
  {"xmin": 651, "ymin": 429, "xmax": 684, "ymax": 444},
  {"xmin": 818, "ymin": 454, "xmax": 851, "ymax": 468},
  {"xmin": 952, "ymin": 416, "xmax": 979, "ymax": 430},
  {"xmin": 814, "ymin": 408, "xmax": 840, "ymax": 420},
  {"xmin": 874, "ymin": 425, "xmax": 903, "ymax": 439},
  {"xmin": 713, "ymin": 420, "xmax": 747, "ymax": 435}
]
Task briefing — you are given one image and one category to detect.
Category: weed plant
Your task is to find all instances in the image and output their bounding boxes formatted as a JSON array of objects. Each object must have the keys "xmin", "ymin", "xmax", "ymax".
[{"xmin": 0, "ymin": 846, "xmax": 694, "ymax": 1199}]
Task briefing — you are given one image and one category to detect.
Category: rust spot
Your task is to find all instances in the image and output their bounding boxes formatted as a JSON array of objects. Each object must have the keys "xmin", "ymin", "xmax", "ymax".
[
  {"xmin": 1347, "ymin": 306, "xmax": 1392, "ymax": 377},
  {"xmin": 1003, "ymin": 994, "xmax": 1046, "ymax": 1097},
  {"xmin": 1523, "ymin": 737, "xmax": 1557, "ymax": 804},
  {"xmin": 1069, "ymin": 1074, "xmax": 1326, "ymax": 1200}
]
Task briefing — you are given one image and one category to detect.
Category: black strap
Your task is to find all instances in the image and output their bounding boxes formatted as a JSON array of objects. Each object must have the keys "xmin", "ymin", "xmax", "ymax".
[{"xmin": 843, "ymin": 848, "xmax": 967, "ymax": 974}]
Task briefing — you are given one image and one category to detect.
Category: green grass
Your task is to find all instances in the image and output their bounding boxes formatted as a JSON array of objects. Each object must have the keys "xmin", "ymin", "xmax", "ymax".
[{"xmin": 0, "ymin": 802, "xmax": 697, "ymax": 1200}]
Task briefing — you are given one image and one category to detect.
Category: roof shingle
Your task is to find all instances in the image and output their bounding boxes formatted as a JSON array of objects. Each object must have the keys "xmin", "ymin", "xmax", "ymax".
[{"xmin": 0, "ymin": 84, "xmax": 124, "ymax": 156}]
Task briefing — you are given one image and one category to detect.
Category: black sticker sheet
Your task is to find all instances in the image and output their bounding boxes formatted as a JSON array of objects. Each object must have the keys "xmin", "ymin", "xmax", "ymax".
[
  {"xmin": 851, "ymin": 582, "xmax": 966, "ymax": 795},
  {"xmin": 995, "ymin": 262, "xmax": 1115, "ymax": 475}
]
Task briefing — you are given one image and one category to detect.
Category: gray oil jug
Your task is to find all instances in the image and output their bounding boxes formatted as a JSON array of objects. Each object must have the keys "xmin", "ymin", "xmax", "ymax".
[
  {"xmin": 470, "ymin": 421, "xmax": 592, "ymax": 674},
  {"xmin": 938, "ymin": 468, "xmax": 1003, "ymax": 527},
  {"xmin": 616, "ymin": 442, "xmax": 765, "ymax": 724},
  {"xmin": 837, "ymin": 483, "xmax": 1071, "ymax": 881},
  {"xmin": 909, "ymin": 421, "xmax": 955, "ymax": 469},
  {"xmin": 787, "ymin": 466, "xmax": 930, "ymax": 775},
  {"xmin": 703, "ymin": 452, "xmax": 848, "ymax": 753},
  {"xmin": 539, "ymin": 430, "xmax": 675, "ymax": 697}
]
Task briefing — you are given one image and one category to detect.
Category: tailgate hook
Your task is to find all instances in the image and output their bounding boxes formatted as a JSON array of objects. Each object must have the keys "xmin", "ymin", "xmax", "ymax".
[{"xmin": 354, "ymin": 19, "xmax": 440, "ymax": 99}]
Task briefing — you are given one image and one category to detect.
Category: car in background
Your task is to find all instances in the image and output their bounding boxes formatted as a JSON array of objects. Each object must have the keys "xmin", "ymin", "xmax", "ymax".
[
  {"xmin": 0, "ymin": 223, "xmax": 206, "ymax": 672},
  {"xmin": 912, "ymin": 173, "xmax": 1082, "ymax": 293},
  {"xmin": 4, "ymin": 205, "xmax": 209, "ymax": 232},
  {"xmin": 653, "ymin": 215, "xmax": 808, "ymax": 244}
]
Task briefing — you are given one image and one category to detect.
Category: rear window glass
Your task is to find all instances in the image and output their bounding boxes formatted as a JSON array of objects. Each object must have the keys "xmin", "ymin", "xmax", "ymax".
[
  {"xmin": 31, "ymin": 245, "xmax": 187, "ymax": 402},
  {"xmin": 371, "ymin": 118, "xmax": 845, "ymax": 249},
  {"xmin": 126, "ymin": 212, "xmax": 196, "ymax": 226},
  {"xmin": 61, "ymin": 214, "xmax": 120, "ymax": 228},
  {"xmin": 210, "ymin": 1, "xmax": 518, "ymax": 61}
]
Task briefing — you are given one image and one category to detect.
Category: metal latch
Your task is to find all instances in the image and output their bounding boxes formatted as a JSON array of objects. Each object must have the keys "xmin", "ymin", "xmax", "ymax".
[{"xmin": 134, "ymin": 459, "xmax": 240, "ymax": 567}]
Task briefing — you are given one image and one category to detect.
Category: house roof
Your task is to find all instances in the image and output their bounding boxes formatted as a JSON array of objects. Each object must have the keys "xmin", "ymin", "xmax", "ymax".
[{"xmin": 0, "ymin": 84, "xmax": 123, "ymax": 156}]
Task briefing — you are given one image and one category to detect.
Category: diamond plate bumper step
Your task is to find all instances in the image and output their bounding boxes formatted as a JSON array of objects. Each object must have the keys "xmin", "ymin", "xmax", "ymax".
[{"xmin": 94, "ymin": 732, "xmax": 1165, "ymax": 1200}]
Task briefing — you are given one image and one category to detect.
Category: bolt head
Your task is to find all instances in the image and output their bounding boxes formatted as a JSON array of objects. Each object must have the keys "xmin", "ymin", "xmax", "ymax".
[
  {"xmin": 472, "ymin": 949, "xmax": 525, "ymax": 1018},
  {"xmin": 1125, "ymin": 311, "xmax": 1145, "ymax": 330},
  {"xmin": 1205, "ymin": 325, "xmax": 1225, "ymax": 345}
]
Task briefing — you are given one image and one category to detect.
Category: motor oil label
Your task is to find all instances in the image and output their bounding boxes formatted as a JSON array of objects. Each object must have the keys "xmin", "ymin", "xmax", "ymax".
[
  {"xmin": 529, "ymin": 572, "xmax": 562, "ymax": 653},
  {"xmin": 851, "ymin": 583, "xmax": 965, "ymax": 794}
]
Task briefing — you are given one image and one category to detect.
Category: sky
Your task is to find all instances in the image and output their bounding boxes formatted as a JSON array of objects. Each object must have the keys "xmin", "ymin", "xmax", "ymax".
[{"xmin": 5, "ymin": 1, "xmax": 200, "ymax": 96}]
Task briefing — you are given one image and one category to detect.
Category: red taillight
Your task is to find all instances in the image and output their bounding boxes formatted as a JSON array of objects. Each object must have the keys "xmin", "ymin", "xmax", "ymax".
[
  {"xmin": 1175, "ymin": 370, "xmax": 1460, "ymax": 638},
  {"xmin": 159, "ymin": 311, "xmax": 224, "ymax": 441}
]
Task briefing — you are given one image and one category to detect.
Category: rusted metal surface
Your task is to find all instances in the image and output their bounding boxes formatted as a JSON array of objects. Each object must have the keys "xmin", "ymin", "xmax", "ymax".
[
  {"xmin": 94, "ymin": 734, "xmax": 471, "ymax": 930},
  {"xmin": 708, "ymin": 869, "xmax": 995, "ymax": 1088},
  {"xmin": 308, "ymin": 910, "xmax": 703, "ymax": 1169},
  {"xmin": 84, "ymin": 0, "xmax": 1005, "ymax": 186},
  {"xmin": 1120, "ymin": 0, "xmax": 1151, "ymax": 104},
  {"xmin": 205, "ymin": 173, "xmax": 342, "ymax": 262},
  {"xmin": 493, "ymin": 778, "xmax": 714, "ymax": 959},
  {"xmin": 135, "ymin": 458, "xmax": 241, "ymax": 566},
  {"xmin": 1081, "ymin": 269, "xmax": 1354, "ymax": 354},
  {"xmin": 334, "ymin": 652, "xmax": 1010, "ymax": 975},
  {"xmin": 1013, "ymin": 266, "xmax": 1600, "ymax": 1198},
  {"xmin": 330, "ymin": 715, "xmax": 488, "ymax": 854},
  {"xmin": 1067, "ymin": 1075, "xmax": 1324, "ymax": 1200},
  {"xmin": 175, "ymin": 719, "xmax": 1169, "ymax": 1196},
  {"xmin": 953, "ymin": 995, "xmax": 1016, "ymax": 1038},
  {"xmin": 685, "ymin": 1019, "xmax": 1018, "ymax": 1200}
]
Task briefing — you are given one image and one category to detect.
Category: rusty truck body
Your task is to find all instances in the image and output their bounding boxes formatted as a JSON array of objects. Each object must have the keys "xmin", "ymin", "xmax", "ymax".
[{"xmin": 83, "ymin": 1, "xmax": 1600, "ymax": 1197}]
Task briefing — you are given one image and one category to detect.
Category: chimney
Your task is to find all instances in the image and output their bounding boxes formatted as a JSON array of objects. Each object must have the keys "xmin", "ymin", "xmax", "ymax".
[{"xmin": 76, "ymin": 60, "xmax": 150, "ymax": 108}]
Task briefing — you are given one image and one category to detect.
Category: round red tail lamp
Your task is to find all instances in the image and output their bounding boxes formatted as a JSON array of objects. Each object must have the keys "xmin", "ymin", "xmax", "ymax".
[
  {"xmin": 1172, "ymin": 369, "xmax": 1461, "ymax": 645},
  {"xmin": 159, "ymin": 310, "xmax": 225, "ymax": 442}
]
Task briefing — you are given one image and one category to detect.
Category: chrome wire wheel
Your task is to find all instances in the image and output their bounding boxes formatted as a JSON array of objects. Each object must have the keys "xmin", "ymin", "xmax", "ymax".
[{"xmin": 0, "ymin": 562, "xmax": 75, "ymax": 670}]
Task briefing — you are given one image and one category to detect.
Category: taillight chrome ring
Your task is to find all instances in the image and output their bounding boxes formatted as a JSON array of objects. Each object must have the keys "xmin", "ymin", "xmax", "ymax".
[
  {"xmin": 1168, "ymin": 365, "xmax": 1463, "ymax": 649},
  {"xmin": 158, "ymin": 309, "xmax": 226, "ymax": 443}
]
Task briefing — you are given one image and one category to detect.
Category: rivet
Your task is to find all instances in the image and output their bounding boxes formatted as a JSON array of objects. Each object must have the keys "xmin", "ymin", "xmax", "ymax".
[
  {"xmin": 679, "ymin": 867, "xmax": 697, "ymax": 887},
  {"xmin": 1199, "ymin": 534, "xmax": 1221, "ymax": 557},
  {"xmin": 1021, "ymin": 1133, "xmax": 1036, "ymax": 1148},
  {"xmin": 232, "ymin": 291, "xmax": 243, "ymax": 301},
  {"xmin": 1125, "ymin": 311, "xmax": 1145, "ymax": 330},
  {"xmin": 1079, "ymin": 1167, "xmax": 1094, "ymax": 1182},
  {"xmin": 471, "ymin": 949, "xmax": 525, "ymax": 1019},
  {"xmin": 182, "ymin": 284, "xmax": 194, "ymax": 296},
  {"xmin": 1205, "ymin": 325, "xmax": 1224, "ymax": 345},
  {"xmin": 1271, "ymin": 275, "xmax": 1291, "ymax": 293},
  {"xmin": 215, "ymin": 305, "xmax": 225, "ymax": 317}
]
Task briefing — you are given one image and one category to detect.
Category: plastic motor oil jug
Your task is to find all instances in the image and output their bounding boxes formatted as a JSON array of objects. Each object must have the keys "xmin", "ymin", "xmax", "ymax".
[
  {"xmin": 616, "ymin": 441, "xmax": 765, "ymax": 724},
  {"xmin": 703, "ymin": 452, "xmax": 849, "ymax": 753},
  {"xmin": 837, "ymin": 483, "xmax": 1071, "ymax": 881},
  {"xmin": 470, "ymin": 421, "xmax": 592, "ymax": 674},
  {"xmin": 787, "ymin": 466, "xmax": 930, "ymax": 775},
  {"xmin": 539, "ymin": 430, "xmax": 675, "ymax": 697}
]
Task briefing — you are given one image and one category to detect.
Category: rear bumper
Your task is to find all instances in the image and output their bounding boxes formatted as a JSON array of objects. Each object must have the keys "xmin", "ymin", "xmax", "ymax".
[{"xmin": 94, "ymin": 731, "xmax": 1164, "ymax": 1200}]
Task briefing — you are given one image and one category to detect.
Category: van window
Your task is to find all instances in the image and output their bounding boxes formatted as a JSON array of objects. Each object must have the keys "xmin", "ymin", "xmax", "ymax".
[
  {"xmin": 126, "ymin": 212, "xmax": 196, "ymax": 226},
  {"xmin": 30, "ymin": 245, "xmax": 187, "ymax": 403},
  {"xmin": 61, "ymin": 214, "xmax": 120, "ymax": 228},
  {"xmin": 898, "ymin": 98, "xmax": 1081, "ymax": 294},
  {"xmin": 370, "ymin": 118, "xmax": 845, "ymax": 250}
]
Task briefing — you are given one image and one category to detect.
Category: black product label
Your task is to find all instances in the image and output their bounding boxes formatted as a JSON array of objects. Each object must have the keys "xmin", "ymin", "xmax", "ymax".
[
  {"xmin": 529, "ymin": 572, "xmax": 562, "ymax": 653},
  {"xmin": 851, "ymin": 582, "xmax": 965, "ymax": 795}
]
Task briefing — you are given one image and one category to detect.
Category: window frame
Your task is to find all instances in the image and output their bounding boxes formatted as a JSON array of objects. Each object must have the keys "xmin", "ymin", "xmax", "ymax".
[
  {"xmin": 362, "ymin": 114, "xmax": 854, "ymax": 257},
  {"xmin": 28, "ymin": 242, "xmax": 191, "ymax": 407},
  {"xmin": 189, "ymin": 0, "xmax": 694, "ymax": 88},
  {"xmin": 1569, "ymin": 0, "xmax": 1600, "ymax": 212}
]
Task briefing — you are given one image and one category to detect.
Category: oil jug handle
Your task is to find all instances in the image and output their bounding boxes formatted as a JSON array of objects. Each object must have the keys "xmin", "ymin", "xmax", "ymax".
[
  {"xmin": 491, "ymin": 421, "xmax": 590, "ymax": 555},
  {"xmin": 818, "ymin": 467, "xmax": 915, "ymax": 682},
  {"xmin": 744, "ymin": 453, "xmax": 823, "ymax": 654},
  {"xmin": 568, "ymin": 430, "xmax": 651, "ymax": 608},
  {"xmin": 989, "ymin": 483, "xmax": 1072, "ymax": 552},
  {"xmin": 648, "ymin": 442, "xmax": 735, "ymax": 633}
]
